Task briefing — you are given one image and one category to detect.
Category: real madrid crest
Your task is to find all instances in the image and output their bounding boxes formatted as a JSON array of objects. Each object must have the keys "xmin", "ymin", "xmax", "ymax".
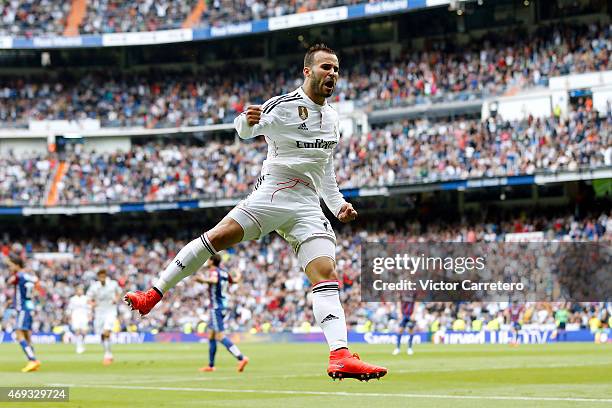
[{"xmin": 298, "ymin": 106, "xmax": 308, "ymax": 120}]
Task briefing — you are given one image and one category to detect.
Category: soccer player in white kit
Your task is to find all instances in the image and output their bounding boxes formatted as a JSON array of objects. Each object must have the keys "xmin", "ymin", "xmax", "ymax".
[
  {"xmin": 67, "ymin": 286, "xmax": 90, "ymax": 354},
  {"xmin": 87, "ymin": 269, "xmax": 120, "ymax": 365},
  {"xmin": 125, "ymin": 44, "xmax": 387, "ymax": 381}
]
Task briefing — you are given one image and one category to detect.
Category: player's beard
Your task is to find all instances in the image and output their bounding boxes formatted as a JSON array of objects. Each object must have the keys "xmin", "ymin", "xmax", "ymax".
[
  {"xmin": 309, "ymin": 71, "xmax": 335, "ymax": 98},
  {"xmin": 320, "ymin": 75, "xmax": 335, "ymax": 97},
  {"xmin": 305, "ymin": 73, "xmax": 335, "ymax": 103}
]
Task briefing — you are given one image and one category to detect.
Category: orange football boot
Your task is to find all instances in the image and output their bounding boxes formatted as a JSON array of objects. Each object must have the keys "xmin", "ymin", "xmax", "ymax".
[
  {"xmin": 237, "ymin": 356, "xmax": 249, "ymax": 372},
  {"xmin": 327, "ymin": 348, "xmax": 387, "ymax": 381},
  {"xmin": 124, "ymin": 289, "xmax": 162, "ymax": 316},
  {"xmin": 21, "ymin": 360, "xmax": 41, "ymax": 373}
]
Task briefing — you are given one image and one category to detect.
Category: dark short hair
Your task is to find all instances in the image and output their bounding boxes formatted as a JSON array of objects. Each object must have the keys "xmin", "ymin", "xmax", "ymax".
[
  {"xmin": 9, "ymin": 255, "xmax": 24, "ymax": 268},
  {"xmin": 210, "ymin": 254, "xmax": 221, "ymax": 267},
  {"xmin": 304, "ymin": 43, "xmax": 336, "ymax": 68},
  {"xmin": 97, "ymin": 269, "xmax": 107, "ymax": 275}
]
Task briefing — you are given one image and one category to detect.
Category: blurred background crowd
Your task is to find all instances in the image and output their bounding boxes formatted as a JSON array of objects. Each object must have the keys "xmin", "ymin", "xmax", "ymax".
[
  {"xmin": 0, "ymin": 23, "xmax": 609, "ymax": 128},
  {"xmin": 1, "ymin": 211, "xmax": 610, "ymax": 335},
  {"xmin": 2, "ymin": 104, "xmax": 610, "ymax": 206}
]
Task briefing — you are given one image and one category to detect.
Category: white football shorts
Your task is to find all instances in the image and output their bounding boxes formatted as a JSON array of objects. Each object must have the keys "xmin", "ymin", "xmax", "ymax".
[
  {"xmin": 93, "ymin": 309, "xmax": 116, "ymax": 333},
  {"xmin": 228, "ymin": 173, "xmax": 336, "ymax": 267},
  {"xmin": 71, "ymin": 313, "xmax": 89, "ymax": 332}
]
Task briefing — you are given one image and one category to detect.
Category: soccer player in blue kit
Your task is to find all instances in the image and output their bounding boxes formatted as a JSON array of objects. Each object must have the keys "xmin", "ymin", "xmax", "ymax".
[
  {"xmin": 393, "ymin": 299, "xmax": 417, "ymax": 355},
  {"xmin": 5, "ymin": 256, "xmax": 41, "ymax": 372},
  {"xmin": 508, "ymin": 301, "xmax": 524, "ymax": 347},
  {"xmin": 195, "ymin": 254, "xmax": 248, "ymax": 372}
]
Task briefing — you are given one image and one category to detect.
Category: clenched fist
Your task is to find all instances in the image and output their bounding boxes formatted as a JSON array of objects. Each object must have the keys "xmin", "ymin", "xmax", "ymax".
[
  {"xmin": 338, "ymin": 203, "xmax": 358, "ymax": 223},
  {"xmin": 245, "ymin": 105, "xmax": 263, "ymax": 126}
]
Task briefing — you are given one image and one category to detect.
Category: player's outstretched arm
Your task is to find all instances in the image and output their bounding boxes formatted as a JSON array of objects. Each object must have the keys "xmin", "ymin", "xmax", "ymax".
[
  {"xmin": 194, "ymin": 270, "xmax": 219, "ymax": 284},
  {"xmin": 234, "ymin": 104, "xmax": 278, "ymax": 139}
]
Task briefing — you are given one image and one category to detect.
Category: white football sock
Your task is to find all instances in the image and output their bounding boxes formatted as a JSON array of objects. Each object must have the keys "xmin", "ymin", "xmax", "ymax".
[
  {"xmin": 312, "ymin": 281, "xmax": 347, "ymax": 351},
  {"xmin": 103, "ymin": 338, "xmax": 111, "ymax": 353},
  {"xmin": 76, "ymin": 334, "xmax": 83, "ymax": 349},
  {"xmin": 154, "ymin": 234, "xmax": 216, "ymax": 293}
]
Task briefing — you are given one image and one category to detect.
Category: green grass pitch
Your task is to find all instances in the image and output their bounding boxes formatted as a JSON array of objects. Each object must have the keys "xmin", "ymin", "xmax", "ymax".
[{"xmin": 1, "ymin": 342, "xmax": 611, "ymax": 407}]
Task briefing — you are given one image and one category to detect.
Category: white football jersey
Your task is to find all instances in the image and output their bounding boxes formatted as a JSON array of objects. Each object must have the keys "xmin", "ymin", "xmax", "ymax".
[
  {"xmin": 234, "ymin": 86, "xmax": 346, "ymax": 216},
  {"xmin": 68, "ymin": 294, "xmax": 90, "ymax": 316},
  {"xmin": 86, "ymin": 279, "xmax": 120, "ymax": 312}
]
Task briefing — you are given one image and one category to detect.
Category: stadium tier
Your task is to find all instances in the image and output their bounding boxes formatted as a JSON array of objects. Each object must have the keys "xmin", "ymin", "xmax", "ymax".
[
  {"xmin": 0, "ymin": 0, "xmax": 365, "ymax": 37},
  {"xmin": 1, "ymin": 106, "xmax": 609, "ymax": 206},
  {"xmin": 0, "ymin": 22, "xmax": 609, "ymax": 128}
]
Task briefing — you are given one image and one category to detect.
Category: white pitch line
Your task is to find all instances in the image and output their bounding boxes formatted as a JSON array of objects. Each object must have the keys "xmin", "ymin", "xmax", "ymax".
[
  {"xmin": 48, "ymin": 383, "xmax": 612, "ymax": 404},
  {"xmin": 108, "ymin": 376, "xmax": 251, "ymax": 384},
  {"xmin": 79, "ymin": 373, "xmax": 322, "ymax": 385},
  {"xmin": 391, "ymin": 360, "xmax": 612, "ymax": 374}
]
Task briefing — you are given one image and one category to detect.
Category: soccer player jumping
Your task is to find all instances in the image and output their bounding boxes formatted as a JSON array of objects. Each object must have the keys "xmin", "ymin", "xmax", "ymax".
[{"xmin": 125, "ymin": 44, "xmax": 387, "ymax": 381}]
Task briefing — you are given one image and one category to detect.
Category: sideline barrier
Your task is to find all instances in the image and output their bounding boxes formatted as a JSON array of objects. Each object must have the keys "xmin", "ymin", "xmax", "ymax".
[{"xmin": 0, "ymin": 329, "xmax": 606, "ymax": 345}]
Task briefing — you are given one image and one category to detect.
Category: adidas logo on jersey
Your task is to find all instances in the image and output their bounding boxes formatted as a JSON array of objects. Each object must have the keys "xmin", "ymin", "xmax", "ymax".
[
  {"xmin": 321, "ymin": 314, "xmax": 340, "ymax": 324},
  {"xmin": 298, "ymin": 122, "xmax": 309, "ymax": 131}
]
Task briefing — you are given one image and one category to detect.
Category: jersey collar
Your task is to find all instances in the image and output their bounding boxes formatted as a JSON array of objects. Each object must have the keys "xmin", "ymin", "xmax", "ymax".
[{"xmin": 297, "ymin": 86, "xmax": 327, "ymax": 108}]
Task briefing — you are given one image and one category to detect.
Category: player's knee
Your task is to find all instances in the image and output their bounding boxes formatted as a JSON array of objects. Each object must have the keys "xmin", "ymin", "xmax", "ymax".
[
  {"xmin": 305, "ymin": 256, "xmax": 338, "ymax": 283},
  {"xmin": 318, "ymin": 263, "xmax": 337, "ymax": 281}
]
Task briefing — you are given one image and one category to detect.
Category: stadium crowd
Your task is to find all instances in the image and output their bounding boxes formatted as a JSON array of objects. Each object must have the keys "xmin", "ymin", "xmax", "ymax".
[
  {"xmin": 0, "ymin": 23, "xmax": 609, "ymax": 128},
  {"xmin": 55, "ymin": 140, "xmax": 264, "ymax": 205},
  {"xmin": 338, "ymin": 105, "xmax": 611, "ymax": 187},
  {"xmin": 1, "ymin": 1, "xmax": 378, "ymax": 37},
  {"xmin": 342, "ymin": 23, "xmax": 611, "ymax": 110},
  {"xmin": 81, "ymin": 0, "xmax": 363, "ymax": 34},
  {"xmin": 1, "ymin": 105, "xmax": 610, "ymax": 206},
  {"xmin": 0, "ymin": 152, "xmax": 57, "ymax": 205},
  {"xmin": 197, "ymin": 0, "xmax": 358, "ymax": 28},
  {"xmin": 0, "ymin": 0, "xmax": 68, "ymax": 37},
  {"xmin": 81, "ymin": 0, "xmax": 195, "ymax": 34},
  {"xmin": 1, "ymin": 212, "xmax": 610, "ymax": 335}
]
